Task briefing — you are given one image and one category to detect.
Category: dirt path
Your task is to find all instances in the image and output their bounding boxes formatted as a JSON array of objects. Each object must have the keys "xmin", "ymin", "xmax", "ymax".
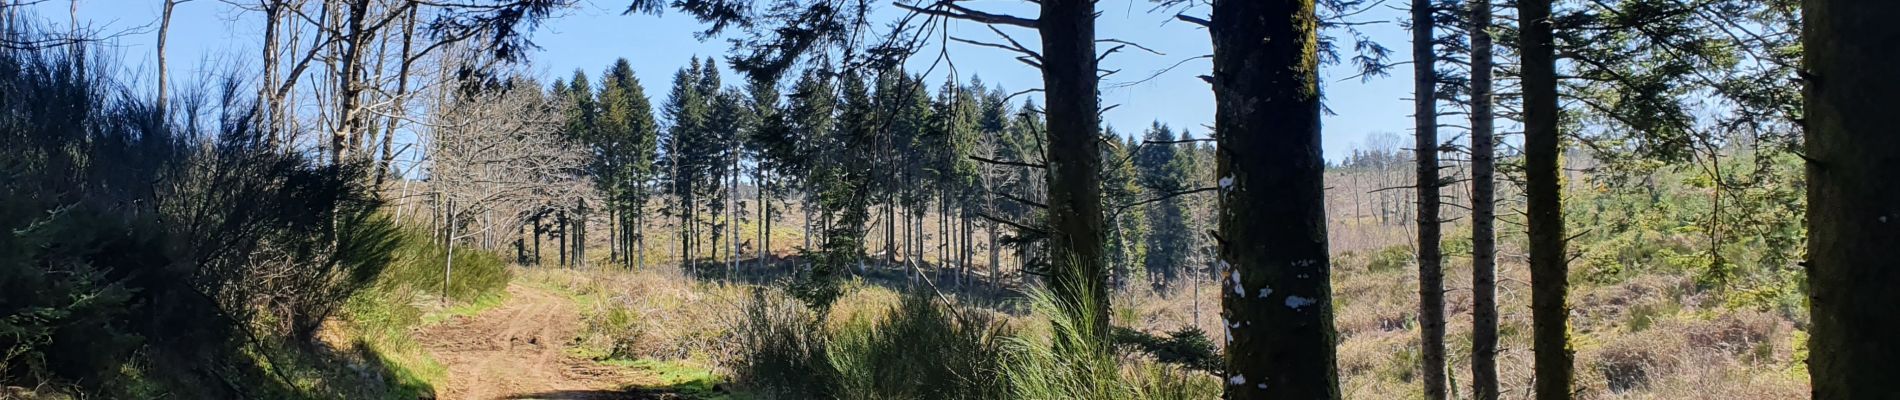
[{"xmin": 416, "ymin": 284, "xmax": 648, "ymax": 400}]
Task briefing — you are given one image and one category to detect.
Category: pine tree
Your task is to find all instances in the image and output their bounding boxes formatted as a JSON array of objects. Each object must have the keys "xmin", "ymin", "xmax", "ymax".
[
  {"xmin": 596, "ymin": 58, "xmax": 660, "ymax": 270},
  {"xmin": 744, "ymin": 77, "xmax": 788, "ymax": 269},
  {"xmin": 1137, "ymin": 122, "xmax": 1191, "ymax": 292},
  {"xmin": 783, "ymin": 71, "xmax": 837, "ymax": 258},
  {"xmin": 932, "ymin": 78, "xmax": 982, "ymax": 286},
  {"xmin": 1100, "ymin": 127, "xmax": 1146, "ymax": 289},
  {"xmin": 1040, "ymin": 0, "xmax": 1111, "ymax": 340},
  {"xmin": 705, "ymin": 87, "xmax": 745, "ymax": 272},
  {"xmin": 661, "ymin": 58, "xmax": 710, "ymax": 272},
  {"xmin": 795, "ymin": 72, "xmax": 877, "ymax": 311},
  {"xmin": 975, "ymin": 85, "xmax": 1015, "ymax": 285},
  {"xmin": 890, "ymin": 75, "xmax": 936, "ymax": 274}
]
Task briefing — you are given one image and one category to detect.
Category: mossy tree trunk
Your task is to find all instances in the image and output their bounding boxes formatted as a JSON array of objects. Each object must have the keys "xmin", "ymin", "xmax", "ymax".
[
  {"xmin": 1209, "ymin": 0, "xmax": 1342, "ymax": 398},
  {"xmin": 1039, "ymin": 0, "xmax": 1110, "ymax": 337},
  {"xmin": 1518, "ymin": 0, "xmax": 1572, "ymax": 397}
]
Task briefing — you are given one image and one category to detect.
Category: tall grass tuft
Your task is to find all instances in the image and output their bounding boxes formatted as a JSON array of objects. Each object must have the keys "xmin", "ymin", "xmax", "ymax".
[
  {"xmin": 829, "ymin": 292, "xmax": 1011, "ymax": 399},
  {"xmin": 1001, "ymin": 265, "xmax": 1219, "ymax": 400},
  {"xmin": 730, "ymin": 288, "xmax": 835, "ymax": 399},
  {"xmin": 370, "ymin": 226, "xmax": 512, "ymax": 303}
]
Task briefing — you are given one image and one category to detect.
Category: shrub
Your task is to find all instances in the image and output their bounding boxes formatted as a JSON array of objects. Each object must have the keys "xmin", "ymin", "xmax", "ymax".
[
  {"xmin": 1367, "ymin": 245, "xmax": 1412, "ymax": 273},
  {"xmin": 1112, "ymin": 326, "xmax": 1220, "ymax": 375},
  {"xmin": 0, "ymin": 26, "xmax": 399, "ymax": 395},
  {"xmin": 0, "ymin": 201, "xmax": 143, "ymax": 386},
  {"xmin": 730, "ymin": 288, "xmax": 835, "ymax": 399}
]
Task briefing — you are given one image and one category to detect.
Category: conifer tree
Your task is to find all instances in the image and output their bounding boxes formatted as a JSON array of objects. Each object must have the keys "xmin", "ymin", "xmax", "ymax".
[
  {"xmin": 782, "ymin": 71, "xmax": 837, "ymax": 256},
  {"xmin": 1137, "ymin": 123, "xmax": 1191, "ymax": 292},
  {"xmin": 661, "ymin": 58, "xmax": 710, "ymax": 272},
  {"xmin": 744, "ymin": 77, "xmax": 788, "ymax": 268},
  {"xmin": 596, "ymin": 59, "xmax": 660, "ymax": 270},
  {"xmin": 1101, "ymin": 127, "xmax": 1146, "ymax": 289},
  {"xmin": 795, "ymin": 72, "xmax": 877, "ymax": 310}
]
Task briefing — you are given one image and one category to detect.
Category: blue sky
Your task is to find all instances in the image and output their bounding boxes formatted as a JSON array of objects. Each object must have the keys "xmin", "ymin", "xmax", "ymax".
[{"xmin": 43, "ymin": 0, "xmax": 1417, "ymax": 162}]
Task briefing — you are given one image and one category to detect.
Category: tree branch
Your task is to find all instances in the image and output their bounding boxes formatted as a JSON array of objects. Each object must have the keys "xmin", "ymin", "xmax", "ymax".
[{"xmin": 895, "ymin": 1, "xmax": 1039, "ymax": 29}]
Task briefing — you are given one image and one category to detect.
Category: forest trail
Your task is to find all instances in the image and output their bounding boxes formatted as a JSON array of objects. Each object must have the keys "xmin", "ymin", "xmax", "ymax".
[{"xmin": 416, "ymin": 283, "xmax": 656, "ymax": 400}]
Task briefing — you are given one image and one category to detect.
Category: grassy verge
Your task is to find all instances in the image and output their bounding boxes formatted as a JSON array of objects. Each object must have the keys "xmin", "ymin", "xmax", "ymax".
[
  {"xmin": 284, "ymin": 226, "xmax": 515, "ymax": 399},
  {"xmin": 520, "ymin": 266, "xmax": 744, "ymax": 399}
]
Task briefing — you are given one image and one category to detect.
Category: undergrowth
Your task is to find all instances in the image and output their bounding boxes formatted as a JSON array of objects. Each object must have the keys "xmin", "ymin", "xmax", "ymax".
[{"xmin": 724, "ymin": 273, "xmax": 1216, "ymax": 400}]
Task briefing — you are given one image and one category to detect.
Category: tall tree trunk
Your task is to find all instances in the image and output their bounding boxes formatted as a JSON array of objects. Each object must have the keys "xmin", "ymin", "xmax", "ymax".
[
  {"xmin": 637, "ymin": 209, "xmax": 647, "ymax": 271},
  {"xmin": 940, "ymin": 195, "xmax": 948, "ymax": 274},
  {"xmin": 609, "ymin": 206, "xmax": 619, "ymax": 265},
  {"xmin": 1519, "ymin": 0, "xmax": 1572, "ymax": 397},
  {"xmin": 1411, "ymin": 0, "xmax": 1447, "ymax": 396},
  {"xmin": 802, "ymin": 197, "xmax": 813, "ymax": 253},
  {"xmin": 577, "ymin": 202, "xmax": 588, "ymax": 268},
  {"xmin": 558, "ymin": 213, "xmax": 569, "ymax": 268},
  {"xmin": 988, "ymin": 222, "xmax": 1000, "ymax": 286},
  {"xmin": 752, "ymin": 169, "xmax": 760, "ymax": 269},
  {"xmin": 961, "ymin": 213, "xmax": 973, "ymax": 287},
  {"xmin": 444, "ymin": 199, "xmax": 455, "ymax": 300},
  {"xmin": 258, "ymin": 0, "xmax": 283, "ymax": 146},
  {"xmin": 1038, "ymin": 0, "xmax": 1109, "ymax": 335},
  {"xmin": 732, "ymin": 151, "xmax": 740, "ymax": 271},
  {"xmin": 332, "ymin": 0, "xmax": 371, "ymax": 164},
  {"xmin": 1467, "ymin": 0, "xmax": 1500, "ymax": 395},
  {"xmin": 1209, "ymin": 0, "xmax": 1341, "ymax": 398},
  {"xmin": 886, "ymin": 198, "xmax": 896, "ymax": 265},
  {"xmin": 156, "ymin": 0, "xmax": 179, "ymax": 116},
  {"xmin": 533, "ymin": 215, "xmax": 542, "ymax": 266},
  {"xmin": 1804, "ymin": 1, "xmax": 1900, "ymax": 397},
  {"xmin": 680, "ymin": 188, "xmax": 687, "ymax": 272},
  {"xmin": 374, "ymin": 4, "xmax": 414, "ymax": 188}
]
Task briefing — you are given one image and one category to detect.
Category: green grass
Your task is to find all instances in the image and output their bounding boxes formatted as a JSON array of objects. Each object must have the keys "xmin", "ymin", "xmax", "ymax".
[
  {"xmin": 284, "ymin": 225, "xmax": 517, "ymax": 399},
  {"xmin": 610, "ymin": 359, "xmax": 729, "ymax": 395}
]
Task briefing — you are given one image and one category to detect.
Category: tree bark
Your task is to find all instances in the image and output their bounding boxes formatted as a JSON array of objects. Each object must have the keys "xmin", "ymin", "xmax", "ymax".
[
  {"xmin": 760, "ymin": 169, "xmax": 770, "ymax": 269},
  {"xmin": 558, "ymin": 212, "xmax": 569, "ymax": 267},
  {"xmin": 1467, "ymin": 0, "xmax": 1500, "ymax": 395},
  {"xmin": 533, "ymin": 214, "xmax": 542, "ymax": 266},
  {"xmin": 374, "ymin": 3, "xmax": 415, "ymax": 189},
  {"xmin": 258, "ymin": 0, "xmax": 283, "ymax": 146},
  {"xmin": 1411, "ymin": 0, "xmax": 1447, "ymax": 396},
  {"xmin": 156, "ymin": 0, "xmax": 180, "ymax": 116},
  {"xmin": 1209, "ymin": 0, "xmax": 1341, "ymax": 398},
  {"xmin": 1039, "ymin": 0, "xmax": 1110, "ymax": 337},
  {"xmin": 1803, "ymin": 0, "xmax": 1900, "ymax": 397},
  {"xmin": 331, "ymin": 0, "xmax": 371, "ymax": 164},
  {"xmin": 1519, "ymin": 0, "xmax": 1572, "ymax": 397}
]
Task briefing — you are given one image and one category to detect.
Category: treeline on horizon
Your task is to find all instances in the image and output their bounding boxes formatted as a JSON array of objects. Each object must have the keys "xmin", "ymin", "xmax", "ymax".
[{"xmin": 538, "ymin": 54, "xmax": 1233, "ymax": 296}]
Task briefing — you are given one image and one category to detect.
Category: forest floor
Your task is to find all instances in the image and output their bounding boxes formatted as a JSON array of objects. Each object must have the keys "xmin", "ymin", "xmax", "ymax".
[{"xmin": 414, "ymin": 283, "xmax": 710, "ymax": 400}]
